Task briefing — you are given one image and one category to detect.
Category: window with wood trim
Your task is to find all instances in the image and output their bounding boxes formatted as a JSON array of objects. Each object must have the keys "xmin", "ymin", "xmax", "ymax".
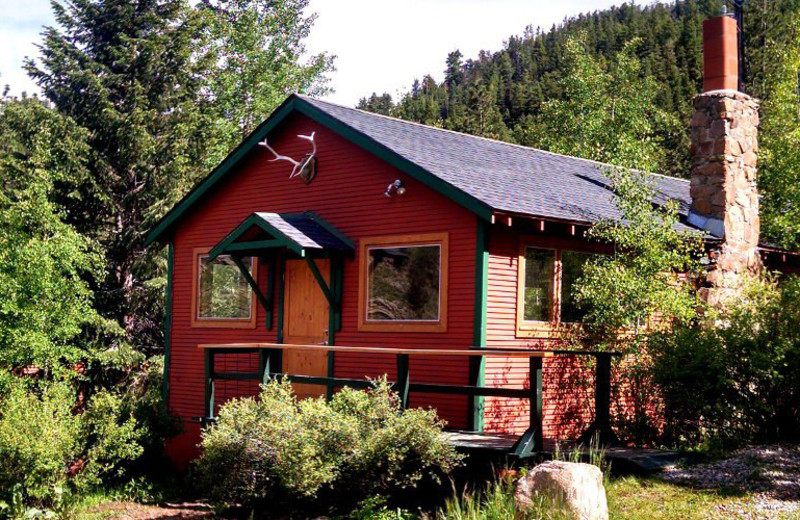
[
  {"xmin": 517, "ymin": 245, "xmax": 592, "ymax": 332},
  {"xmin": 358, "ymin": 233, "xmax": 448, "ymax": 332},
  {"xmin": 191, "ymin": 248, "xmax": 257, "ymax": 328}
]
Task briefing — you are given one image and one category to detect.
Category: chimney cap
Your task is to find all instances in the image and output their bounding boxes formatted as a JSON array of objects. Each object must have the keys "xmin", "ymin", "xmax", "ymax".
[{"xmin": 703, "ymin": 15, "xmax": 739, "ymax": 92}]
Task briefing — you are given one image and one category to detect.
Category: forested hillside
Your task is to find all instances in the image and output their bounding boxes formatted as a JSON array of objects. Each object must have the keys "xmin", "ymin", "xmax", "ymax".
[{"xmin": 357, "ymin": 0, "xmax": 800, "ymax": 248}]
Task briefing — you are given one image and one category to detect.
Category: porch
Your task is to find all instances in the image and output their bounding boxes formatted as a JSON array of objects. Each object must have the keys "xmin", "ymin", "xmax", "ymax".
[{"xmin": 197, "ymin": 342, "xmax": 621, "ymax": 458}]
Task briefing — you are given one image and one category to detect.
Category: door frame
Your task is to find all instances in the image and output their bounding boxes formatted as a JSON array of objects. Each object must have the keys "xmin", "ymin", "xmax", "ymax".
[{"xmin": 276, "ymin": 251, "xmax": 344, "ymax": 399}]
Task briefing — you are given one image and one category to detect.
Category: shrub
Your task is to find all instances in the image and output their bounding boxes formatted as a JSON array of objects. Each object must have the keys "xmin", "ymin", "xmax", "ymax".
[
  {"xmin": 650, "ymin": 276, "xmax": 800, "ymax": 448},
  {"xmin": 194, "ymin": 379, "xmax": 461, "ymax": 512},
  {"xmin": 0, "ymin": 378, "xmax": 142, "ymax": 513}
]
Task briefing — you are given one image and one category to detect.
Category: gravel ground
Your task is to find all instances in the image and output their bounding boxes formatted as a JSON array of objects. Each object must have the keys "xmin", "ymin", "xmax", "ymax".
[{"xmin": 661, "ymin": 445, "xmax": 800, "ymax": 519}]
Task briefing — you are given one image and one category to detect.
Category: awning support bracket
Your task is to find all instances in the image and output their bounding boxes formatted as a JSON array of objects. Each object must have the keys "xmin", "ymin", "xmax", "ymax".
[{"xmin": 232, "ymin": 255, "xmax": 274, "ymax": 330}]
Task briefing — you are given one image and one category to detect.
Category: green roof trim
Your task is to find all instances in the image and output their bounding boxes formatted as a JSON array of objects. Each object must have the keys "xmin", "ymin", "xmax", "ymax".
[{"xmin": 145, "ymin": 95, "xmax": 492, "ymax": 245}]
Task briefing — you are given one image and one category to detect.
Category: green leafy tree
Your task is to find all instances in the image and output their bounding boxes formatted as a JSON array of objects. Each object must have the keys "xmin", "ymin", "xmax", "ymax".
[
  {"xmin": 199, "ymin": 0, "xmax": 334, "ymax": 161},
  {"xmin": 573, "ymin": 168, "xmax": 703, "ymax": 348},
  {"xmin": 521, "ymin": 37, "xmax": 676, "ymax": 173},
  {"xmin": 0, "ymin": 97, "xmax": 105, "ymax": 371},
  {"xmin": 750, "ymin": 0, "xmax": 800, "ymax": 250}
]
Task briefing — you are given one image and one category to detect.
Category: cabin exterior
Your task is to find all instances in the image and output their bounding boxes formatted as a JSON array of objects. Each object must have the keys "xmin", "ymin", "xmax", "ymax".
[{"xmin": 147, "ymin": 15, "xmax": 798, "ymax": 469}]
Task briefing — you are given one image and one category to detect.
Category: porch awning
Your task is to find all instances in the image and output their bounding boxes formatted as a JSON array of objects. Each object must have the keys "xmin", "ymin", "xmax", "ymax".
[{"xmin": 208, "ymin": 211, "xmax": 354, "ymax": 260}]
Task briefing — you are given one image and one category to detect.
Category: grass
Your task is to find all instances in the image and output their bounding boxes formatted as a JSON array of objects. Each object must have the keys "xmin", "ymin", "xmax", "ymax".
[{"xmin": 606, "ymin": 476, "xmax": 751, "ymax": 520}]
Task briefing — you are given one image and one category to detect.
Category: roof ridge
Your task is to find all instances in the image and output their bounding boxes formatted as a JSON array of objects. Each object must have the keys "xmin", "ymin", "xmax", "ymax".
[{"xmin": 296, "ymin": 94, "xmax": 690, "ymax": 185}]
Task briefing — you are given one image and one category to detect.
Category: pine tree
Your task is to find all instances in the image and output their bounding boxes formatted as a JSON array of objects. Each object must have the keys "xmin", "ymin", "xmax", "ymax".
[{"xmin": 26, "ymin": 0, "xmax": 216, "ymax": 351}]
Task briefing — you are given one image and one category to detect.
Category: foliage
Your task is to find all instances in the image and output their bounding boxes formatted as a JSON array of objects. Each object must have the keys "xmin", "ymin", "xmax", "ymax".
[
  {"xmin": 25, "ymin": 0, "xmax": 217, "ymax": 353},
  {"xmin": 359, "ymin": 1, "xmax": 726, "ymax": 176},
  {"xmin": 650, "ymin": 276, "xmax": 800, "ymax": 448},
  {"xmin": 438, "ymin": 475, "xmax": 571, "ymax": 520},
  {"xmin": 752, "ymin": 0, "xmax": 800, "ymax": 251},
  {"xmin": 0, "ymin": 378, "xmax": 142, "ymax": 514},
  {"xmin": 0, "ymin": 97, "xmax": 105, "ymax": 372},
  {"xmin": 199, "ymin": 0, "xmax": 334, "ymax": 162},
  {"xmin": 194, "ymin": 379, "xmax": 460, "ymax": 512},
  {"xmin": 520, "ymin": 37, "xmax": 677, "ymax": 173},
  {"xmin": 572, "ymin": 168, "xmax": 704, "ymax": 350},
  {"xmin": 341, "ymin": 496, "xmax": 416, "ymax": 520}
]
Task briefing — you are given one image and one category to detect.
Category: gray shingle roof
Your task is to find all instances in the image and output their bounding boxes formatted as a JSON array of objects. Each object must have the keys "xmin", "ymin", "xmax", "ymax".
[
  {"xmin": 253, "ymin": 212, "xmax": 353, "ymax": 251},
  {"xmin": 300, "ymin": 95, "xmax": 698, "ymax": 232}
]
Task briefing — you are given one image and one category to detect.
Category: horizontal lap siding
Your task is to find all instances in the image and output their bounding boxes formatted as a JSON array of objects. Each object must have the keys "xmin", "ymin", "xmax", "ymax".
[
  {"xmin": 483, "ymin": 227, "xmax": 593, "ymax": 439},
  {"xmin": 166, "ymin": 114, "xmax": 475, "ymax": 468}
]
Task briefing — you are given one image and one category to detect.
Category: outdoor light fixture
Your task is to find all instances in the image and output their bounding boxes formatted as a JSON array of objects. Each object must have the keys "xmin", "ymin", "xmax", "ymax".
[{"xmin": 384, "ymin": 179, "xmax": 406, "ymax": 197}]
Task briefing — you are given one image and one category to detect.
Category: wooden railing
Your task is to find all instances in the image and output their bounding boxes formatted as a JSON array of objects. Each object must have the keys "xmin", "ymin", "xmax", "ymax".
[{"xmin": 197, "ymin": 343, "xmax": 621, "ymax": 457}]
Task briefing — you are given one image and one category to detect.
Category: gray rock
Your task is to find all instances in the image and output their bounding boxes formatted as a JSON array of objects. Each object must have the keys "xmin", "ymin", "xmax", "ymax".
[{"xmin": 514, "ymin": 460, "xmax": 608, "ymax": 520}]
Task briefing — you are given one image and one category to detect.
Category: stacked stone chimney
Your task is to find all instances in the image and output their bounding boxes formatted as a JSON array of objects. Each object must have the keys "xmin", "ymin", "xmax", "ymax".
[{"xmin": 689, "ymin": 14, "xmax": 761, "ymax": 307}]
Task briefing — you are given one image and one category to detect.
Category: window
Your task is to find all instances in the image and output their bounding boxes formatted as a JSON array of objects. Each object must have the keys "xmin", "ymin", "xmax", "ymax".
[
  {"xmin": 358, "ymin": 233, "xmax": 448, "ymax": 332},
  {"xmin": 192, "ymin": 248, "xmax": 257, "ymax": 328},
  {"xmin": 517, "ymin": 244, "xmax": 593, "ymax": 332}
]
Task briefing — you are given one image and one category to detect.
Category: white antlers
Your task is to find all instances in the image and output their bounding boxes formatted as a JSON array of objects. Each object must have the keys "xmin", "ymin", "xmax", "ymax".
[{"xmin": 259, "ymin": 132, "xmax": 317, "ymax": 178}]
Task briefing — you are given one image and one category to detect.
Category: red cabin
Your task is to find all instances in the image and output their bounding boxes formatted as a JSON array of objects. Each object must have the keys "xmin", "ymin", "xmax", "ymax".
[{"xmin": 147, "ymin": 85, "xmax": 798, "ymax": 467}]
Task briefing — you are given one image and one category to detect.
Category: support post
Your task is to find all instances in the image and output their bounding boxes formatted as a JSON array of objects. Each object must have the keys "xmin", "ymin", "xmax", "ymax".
[
  {"xmin": 577, "ymin": 353, "xmax": 619, "ymax": 446},
  {"xmin": 395, "ymin": 354, "xmax": 410, "ymax": 409},
  {"xmin": 231, "ymin": 255, "xmax": 273, "ymax": 330}
]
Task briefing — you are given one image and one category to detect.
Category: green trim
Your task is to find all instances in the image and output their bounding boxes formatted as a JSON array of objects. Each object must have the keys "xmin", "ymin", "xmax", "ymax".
[
  {"xmin": 162, "ymin": 242, "xmax": 174, "ymax": 401},
  {"xmin": 145, "ymin": 95, "xmax": 493, "ymax": 245},
  {"xmin": 276, "ymin": 255, "xmax": 287, "ymax": 344},
  {"xmin": 231, "ymin": 255, "xmax": 273, "ymax": 330},
  {"xmin": 226, "ymin": 240, "xmax": 284, "ymax": 252},
  {"xmin": 470, "ymin": 218, "xmax": 489, "ymax": 431},
  {"xmin": 208, "ymin": 214, "xmax": 304, "ymax": 260}
]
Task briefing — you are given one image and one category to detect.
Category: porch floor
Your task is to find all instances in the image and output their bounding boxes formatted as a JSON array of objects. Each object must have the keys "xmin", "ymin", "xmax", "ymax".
[{"xmin": 445, "ymin": 430, "xmax": 684, "ymax": 475}]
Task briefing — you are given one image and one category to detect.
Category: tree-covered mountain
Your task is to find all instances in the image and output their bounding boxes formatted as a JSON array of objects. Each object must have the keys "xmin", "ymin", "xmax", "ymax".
[{"xmin": 357, "ymin": 0, "xmax": 800, "ymax": 249}]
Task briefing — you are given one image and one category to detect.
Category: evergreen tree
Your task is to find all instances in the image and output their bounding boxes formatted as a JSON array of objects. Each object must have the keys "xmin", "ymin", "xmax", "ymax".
[
  {"xmin": 356, "ymin": 93, "xmax": 394, "ymax": 115},
  {"xmin": 26, "ymin": 0, "xmax": 217, "ymax": 352}
]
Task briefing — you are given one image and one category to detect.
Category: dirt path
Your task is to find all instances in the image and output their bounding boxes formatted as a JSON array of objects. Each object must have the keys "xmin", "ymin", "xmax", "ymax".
[{"xmin": 81, "ymin": 501, "xmax": 214, "ymax": 519}]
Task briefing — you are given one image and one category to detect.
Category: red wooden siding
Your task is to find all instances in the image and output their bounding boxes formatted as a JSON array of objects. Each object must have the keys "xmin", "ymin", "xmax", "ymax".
[
  {"xmin": 482, "ymin": 226, "xmax": 594, "ymax": 438},
  {"xmin": 165, "ymin": 113, "xmax": 476, "ymax": 468}
]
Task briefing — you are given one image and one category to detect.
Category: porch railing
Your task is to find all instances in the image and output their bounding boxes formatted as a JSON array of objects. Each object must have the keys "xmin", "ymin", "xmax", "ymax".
[{"xmin": 197, "ymin": 343, "xmax": 621, "ymax": 457}]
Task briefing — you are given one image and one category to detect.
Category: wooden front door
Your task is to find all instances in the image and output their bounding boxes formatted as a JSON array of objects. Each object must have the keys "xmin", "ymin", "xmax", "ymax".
[{"xmin": 283, "ymin": 258, "xmax": 330, "ymax": 399}]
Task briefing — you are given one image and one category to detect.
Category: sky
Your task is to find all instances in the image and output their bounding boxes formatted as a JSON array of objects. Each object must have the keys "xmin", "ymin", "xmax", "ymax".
[{"xmin": 0, "ymin": 0, "xmax": 639, "ymax": 106}]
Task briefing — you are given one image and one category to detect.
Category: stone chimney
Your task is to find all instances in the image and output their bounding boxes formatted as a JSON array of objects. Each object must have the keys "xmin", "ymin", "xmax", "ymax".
[{"xmin": 689, "ymin": 14, "xmax": 761, "ymax": 307}]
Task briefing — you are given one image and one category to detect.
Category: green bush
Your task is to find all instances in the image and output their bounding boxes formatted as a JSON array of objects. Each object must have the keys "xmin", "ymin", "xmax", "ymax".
[
  {"xmin": 0, "ymin": 378, "xmax": 142, "ymax": 514},
  {"xmin": 650, "ymin": 275, "xmax": 800, "ymax": 448},
  {"xmin": 194, "ymin": 379, "xmax": 461, "ymax": 511}
]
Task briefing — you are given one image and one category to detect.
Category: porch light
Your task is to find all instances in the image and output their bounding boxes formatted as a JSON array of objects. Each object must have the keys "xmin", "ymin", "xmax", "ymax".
[{"xmin": 384, "ymin": 179, "xmax": 406, "ymax": 197}]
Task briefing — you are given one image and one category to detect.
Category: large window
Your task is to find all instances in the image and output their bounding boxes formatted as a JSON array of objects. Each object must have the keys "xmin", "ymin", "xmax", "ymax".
[
  {"xmin": 192, "ymin": 249, "xmax": 257, "ymax": 328},
  {"xmin": 358, "ymin": 233, "xmax": 448, "ymax": 332},
  {"xmin": 517, "ymin": 245, "xmax": 592, "ymax": 332}
]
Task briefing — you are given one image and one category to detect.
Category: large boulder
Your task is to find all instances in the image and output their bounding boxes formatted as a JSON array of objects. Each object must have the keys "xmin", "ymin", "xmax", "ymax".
[{"xmin": 514, "ymin": 460, "xmax": 608, "ymax": 520}]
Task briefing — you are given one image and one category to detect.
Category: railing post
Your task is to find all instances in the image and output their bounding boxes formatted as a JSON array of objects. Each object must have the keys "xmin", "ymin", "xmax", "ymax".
[
  {"xmin": 205, "ymin": 349, "xmax": 216, "ymax": 421},
  {"xmin": 395, "ymin": 354, "xmax": 410, "ymax": 409},
  {"xmin": 259, "ymin": 349, "xmax": 272, "ymax": 385},
  {"xmin": 595, "ymin": 353, "xmax": 612, "ymax": 435},
  {"xmin": 530, "ymin": 356, "xmax": 544, "ymax": 449},
  {"xmin": 512, "ymin": 354, "xmax": 543, "ymax": 458}
]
